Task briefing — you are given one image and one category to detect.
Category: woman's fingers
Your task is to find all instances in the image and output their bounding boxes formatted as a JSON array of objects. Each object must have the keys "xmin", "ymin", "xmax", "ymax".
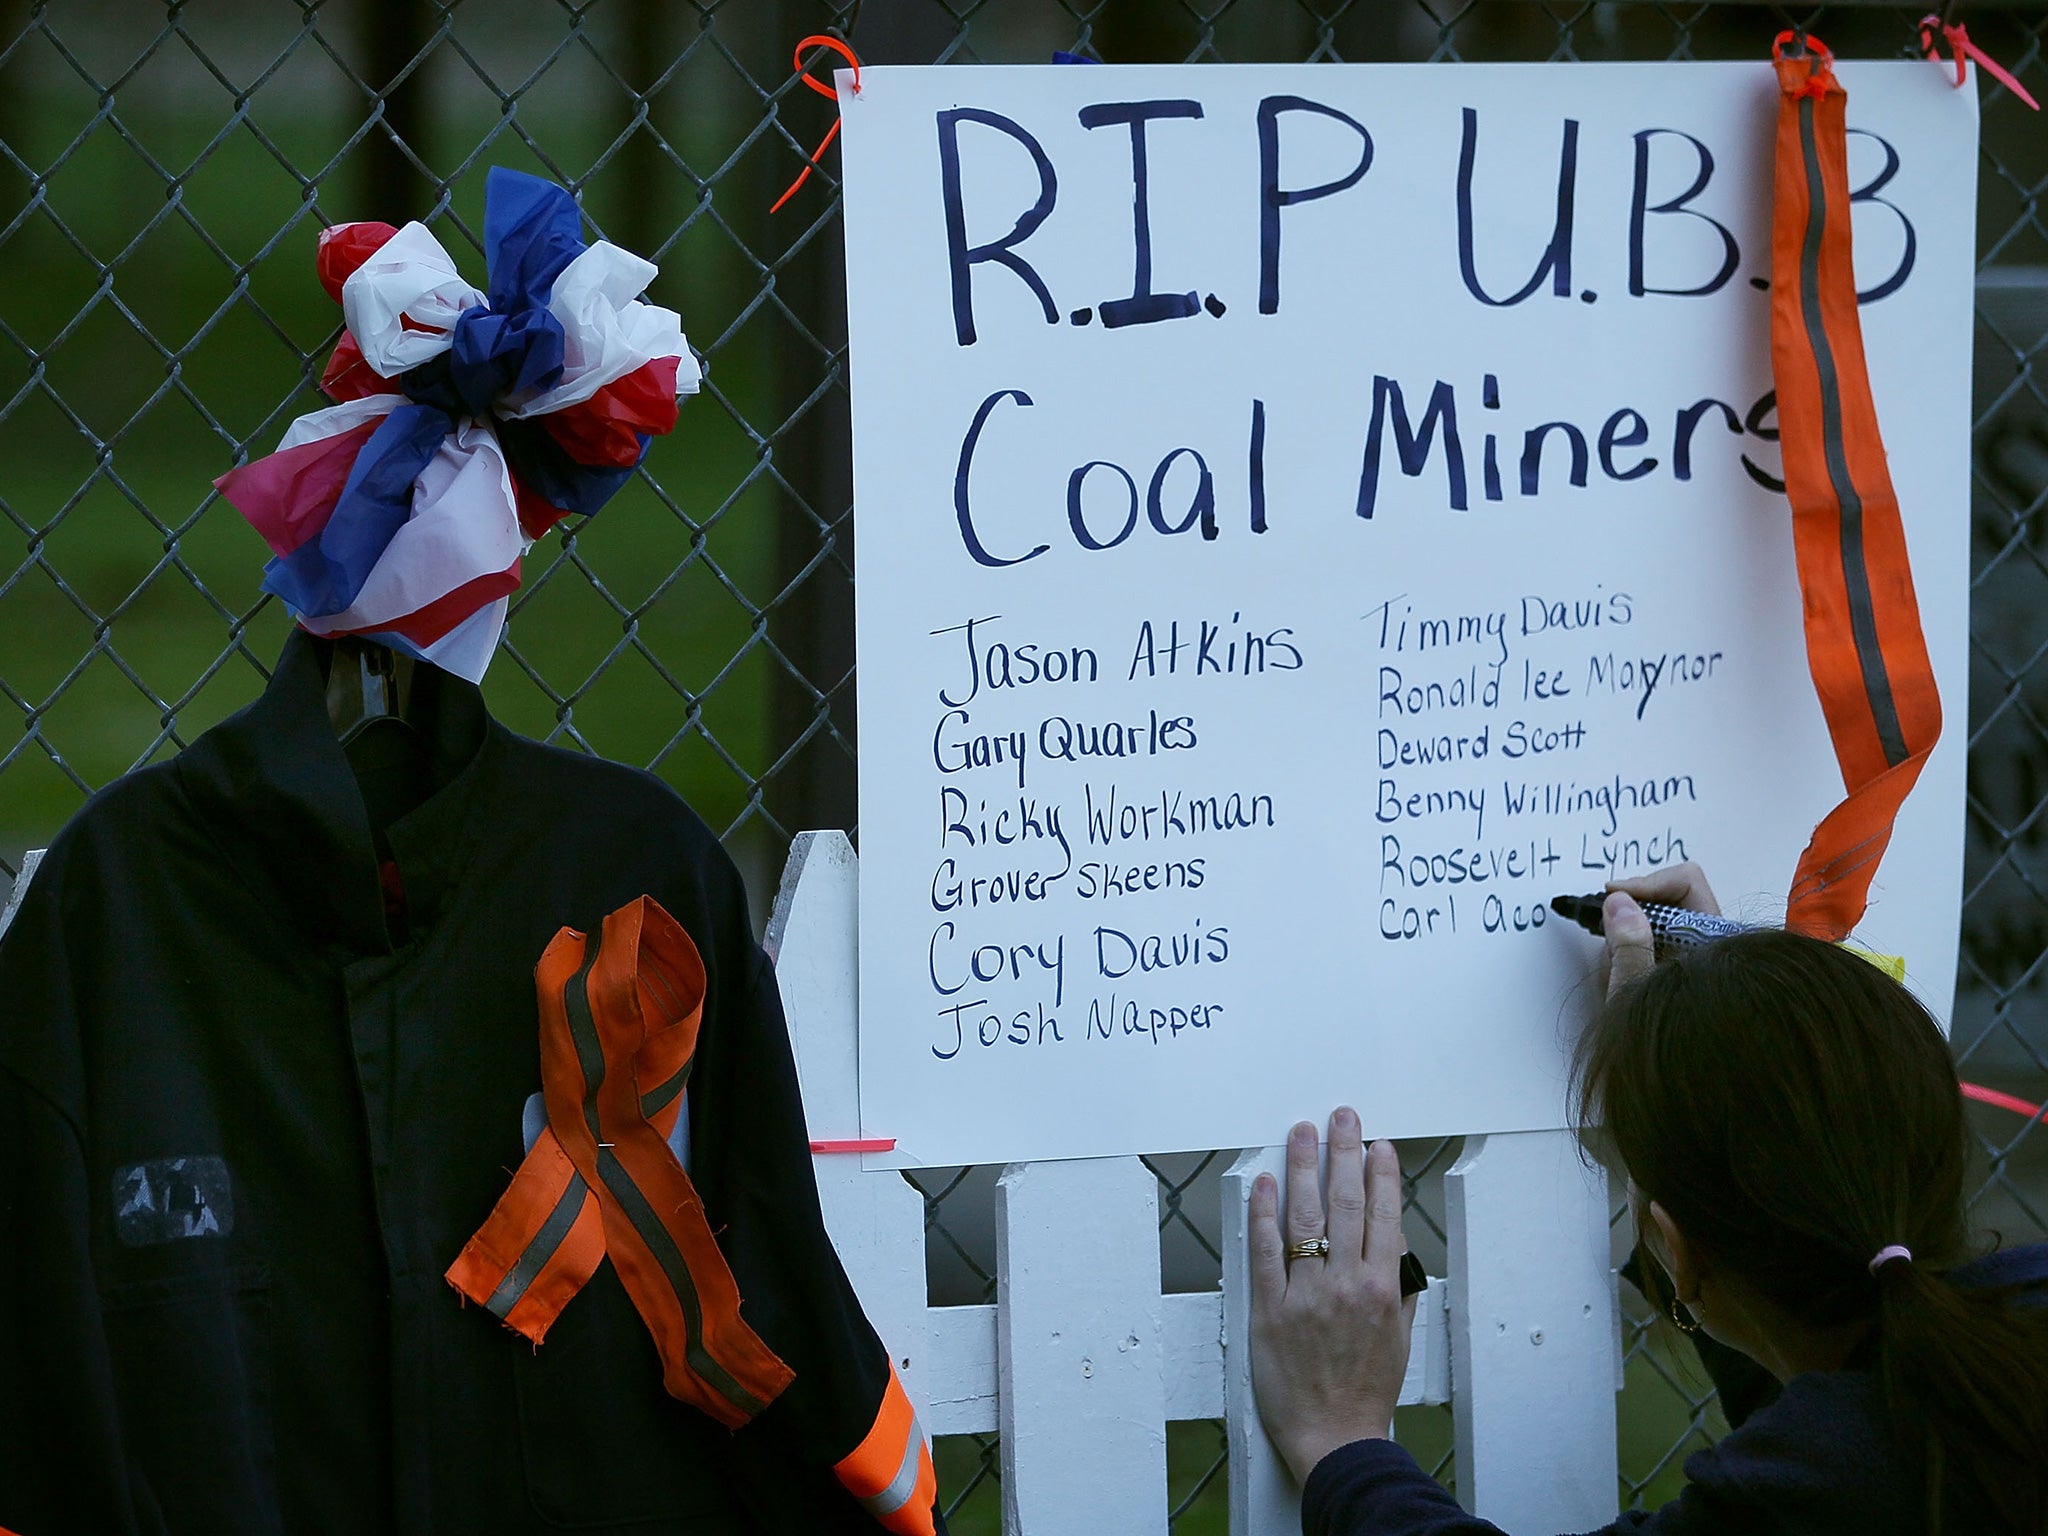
[
  {"xmin": 1284, "ymin": 1120, "xmax": 1325, "ymax": 1248},
  {"xmin": 1362, "ymin": 1139, "xmax": 1407, "ymax": 1277},
  {"xmin": 1324, "ymin": 1108, "xmax": 1366, "ymax": 1268},
  {"xmin": 1603, "ymin": 891, "xmax": 1657, "ymax": 998},
  {"xmin": 1606, "ymin": 860, "xmax": 1720, "ymax": 916}
]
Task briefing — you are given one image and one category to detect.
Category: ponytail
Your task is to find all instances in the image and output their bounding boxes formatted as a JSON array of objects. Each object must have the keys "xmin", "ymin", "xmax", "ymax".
[{"xmin": 1874, "ymin": 1260, "xmax": 2048, "ymax": 1534}]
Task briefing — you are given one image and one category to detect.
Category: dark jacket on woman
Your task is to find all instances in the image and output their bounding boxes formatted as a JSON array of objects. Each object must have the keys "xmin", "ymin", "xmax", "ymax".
[{"xmin": 1303, "ymin": 1243, "xmax": 2048, "ymax": 1536}]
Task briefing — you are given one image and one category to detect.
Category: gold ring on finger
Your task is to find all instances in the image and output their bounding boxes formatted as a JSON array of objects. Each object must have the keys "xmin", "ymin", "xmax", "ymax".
[{"xmin": 1284, "ymin": 1236, "xmax": 1331, "ymax": 1262}]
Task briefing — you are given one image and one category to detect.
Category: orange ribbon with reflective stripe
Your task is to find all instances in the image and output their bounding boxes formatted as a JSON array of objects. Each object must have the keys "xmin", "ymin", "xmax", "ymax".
[
  {"xmin": 446, "ymin": 896, "xmax": 793, "ymax": 1428},
  {"xmin": 1768, "ymin": 33, "xmax": 1943, "ymax": 941},
  {"xmin": 836, "ymin": 1366, "xmax": 940, "ymax": 1536}
]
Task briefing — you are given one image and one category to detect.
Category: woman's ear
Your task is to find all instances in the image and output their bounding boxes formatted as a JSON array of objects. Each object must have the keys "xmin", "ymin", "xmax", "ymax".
[{"xmin": 1646, "ymin": 1199, "xmax": 1703, "ymax": 1303}]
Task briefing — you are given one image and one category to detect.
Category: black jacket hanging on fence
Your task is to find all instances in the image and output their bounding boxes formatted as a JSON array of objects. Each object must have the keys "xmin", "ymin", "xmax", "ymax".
[{"xmin": 0, "ymin": 631, "xmax": 939, "ymax": 1536}]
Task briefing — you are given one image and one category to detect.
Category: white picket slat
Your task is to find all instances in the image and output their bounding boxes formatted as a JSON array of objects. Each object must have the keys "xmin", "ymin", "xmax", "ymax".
[
  {"xmin": 765, "ymin": 831, "xmax": 934, "ymax": 1420},
  {"xmin": 924, "ymin": 1304, "xmax": 1000, "ymax": 1434},
  {"xmin": 998, "ymin": 1155, "xmax": 1170, "ymax": 1534},
  {"xmin": 1448, "ymin": 1130, "xmax": 1619, "ymax": 1531},
  {"xmin": 1162, "ymin": 1290, "xmax": 1224, "ymax": 1418},
  {"xmin": 912, "ymin": 1289, "xmax": 1225, "ymax": 1438},
  {"xmin": 1221, "ymin": 1147, "xmax": 1301, "ymax": 1536}
]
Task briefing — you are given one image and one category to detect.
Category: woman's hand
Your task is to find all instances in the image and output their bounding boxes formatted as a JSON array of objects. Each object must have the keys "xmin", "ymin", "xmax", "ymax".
[
  {"xmin": 1600, "ymin": 861, "xmax": 1722, "ymax": 999},
  {"xmin": 1248, "ymin": 1108, "xmax": 1416, "ymax": 1485}
]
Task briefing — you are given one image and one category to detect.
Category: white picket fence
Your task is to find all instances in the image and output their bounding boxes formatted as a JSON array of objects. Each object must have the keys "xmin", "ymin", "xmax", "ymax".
[
  {"xmin": 0, "ymin": 831, "xmax": 1622, "ymax": 1534},
  {"xmin": 770, "ymin": 831, "xmax": 1623, "ymax": 1536}
]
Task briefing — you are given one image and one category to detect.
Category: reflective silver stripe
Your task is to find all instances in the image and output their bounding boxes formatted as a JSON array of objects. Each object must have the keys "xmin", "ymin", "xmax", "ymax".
[
  {"xmin": 484, "ymin": 1171, "xmax": 589, "ymax": 1319},
  {"xmin": 639, "ymin": 1062, "xmax": 690, "ymax": 1119},
  {"xmin": 859, "ymin": 1411, "xmax": 930, "ymax": 1521},
  {"xmin": 1795, "ymin": 92, "xmax": 1908, "ymax": 768}
]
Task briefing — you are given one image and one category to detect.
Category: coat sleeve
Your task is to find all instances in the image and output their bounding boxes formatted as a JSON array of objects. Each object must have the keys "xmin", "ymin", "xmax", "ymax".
[
  {"xmin": 690, "ymin": 939, "xmax": 945, "ymax": 1536},
  {"xmin": 1301, "ymin": 1439, "xmax": 1736, "ymax": 1536},
  {"xmin": 0, "ymin": 867, "xmax": 161, "ymax": 1536}
]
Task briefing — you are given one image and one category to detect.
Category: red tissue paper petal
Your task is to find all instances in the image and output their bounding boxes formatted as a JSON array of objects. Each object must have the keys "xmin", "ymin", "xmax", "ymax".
[
  {"xmin": 214, "ymin": 419, "xmax": 385, "ymax": 559},
  {"xmin": 325, "ymin": 561, "xmax": 523, "ymax": 649},
  {"xmin": 317, "ymin": 222, "xmax": 402, "ymax": 305},
  {"xmin": 539, "ymin": 356, "xmax": 682, "ymax": 469},
  {"xmin": 321, "ymin": 333, "xmax": 388, "ymax": 402},
  {"xmin": 513, "ymin": 473, "xmax": 575, "ymax": 541}
]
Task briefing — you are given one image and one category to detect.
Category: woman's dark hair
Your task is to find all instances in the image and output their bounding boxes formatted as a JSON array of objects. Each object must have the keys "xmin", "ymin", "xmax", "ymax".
[{"xmin": 1574, "ymin": 930, "xmax": 2048, "ymax": 1534}]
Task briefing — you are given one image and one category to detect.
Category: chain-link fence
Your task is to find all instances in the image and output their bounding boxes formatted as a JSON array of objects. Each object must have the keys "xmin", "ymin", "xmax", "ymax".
[{"xmin": 0, "ymin": 2, "xmax": 2041, "ymax": 1530}]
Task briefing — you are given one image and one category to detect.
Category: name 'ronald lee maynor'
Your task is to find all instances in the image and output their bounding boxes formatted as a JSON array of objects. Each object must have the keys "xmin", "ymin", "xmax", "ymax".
[{"xmin": 1377, "ymin": 647, "xmax": 1726, "ymax": 724}]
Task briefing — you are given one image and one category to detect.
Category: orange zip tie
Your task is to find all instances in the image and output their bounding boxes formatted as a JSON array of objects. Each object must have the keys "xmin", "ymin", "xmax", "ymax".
[
  {"xmin": 1919, "ymin": 14, "xmax": 2040, "ymax": 112},
  {"xmin": 771, "ymin": 35, "xmax": 863, "ymax": 214}
]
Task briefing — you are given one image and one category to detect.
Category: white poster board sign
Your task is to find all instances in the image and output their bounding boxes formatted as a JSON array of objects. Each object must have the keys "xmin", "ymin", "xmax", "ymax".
[{"xmin": 840, "ymin": 62, "xmax": 1975, "ymax": 1168}]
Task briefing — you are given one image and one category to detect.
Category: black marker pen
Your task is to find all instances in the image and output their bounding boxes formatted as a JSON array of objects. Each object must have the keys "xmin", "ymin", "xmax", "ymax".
[{"xmin": 1549, "ymin": 893, "xmax": 1753, "ymax": 955}]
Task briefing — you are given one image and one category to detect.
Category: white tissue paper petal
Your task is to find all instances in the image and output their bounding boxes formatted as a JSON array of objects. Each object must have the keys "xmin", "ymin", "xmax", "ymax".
[
  {"xmin": 413, "ymin": 597, "xmax": 508, "ymax": 684},
  {"xmin": 295, "ymin": 420, "xmax": 523, "ymax": 635},
  {"xmin": 275, "ymin": 393, "xmax": 405, "ymax": 452},
  {"xmin": 342, "ymin": 222, "xmax": 486, "ymax": 379},
  {"xmin": 498, "ymin": 241, "xmax": 699, "ymax": 420}
]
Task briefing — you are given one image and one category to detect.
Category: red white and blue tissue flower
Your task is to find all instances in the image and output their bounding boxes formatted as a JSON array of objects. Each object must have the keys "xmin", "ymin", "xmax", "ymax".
[{"xmin": 215, "ymin": 167, "xmax": 699, "ymax": 682}]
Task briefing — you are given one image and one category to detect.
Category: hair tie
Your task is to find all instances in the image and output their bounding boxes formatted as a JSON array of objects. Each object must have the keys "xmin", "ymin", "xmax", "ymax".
[{"xmin": 1868, "ymin": 1244, "xmax": 1913, "ymax": 1275}]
